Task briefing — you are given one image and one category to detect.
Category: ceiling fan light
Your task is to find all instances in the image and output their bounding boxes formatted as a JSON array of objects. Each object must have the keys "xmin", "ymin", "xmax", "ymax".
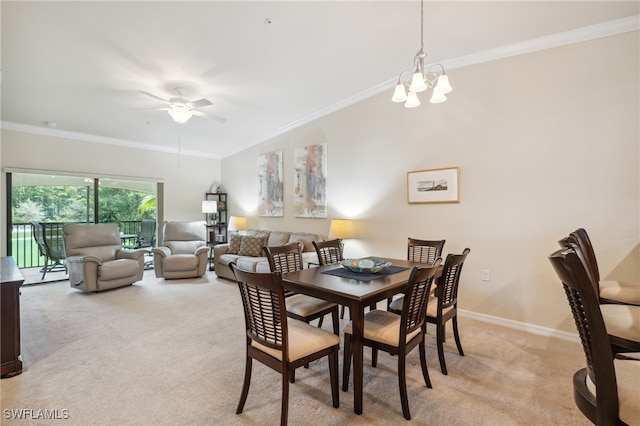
[
  {"xmin": 168, "ymin": 108, "xmax": 193, "ymax": 124},
  {"xmin": 391, "ymin": 83, "xmax": 408, "ymax": 102}
]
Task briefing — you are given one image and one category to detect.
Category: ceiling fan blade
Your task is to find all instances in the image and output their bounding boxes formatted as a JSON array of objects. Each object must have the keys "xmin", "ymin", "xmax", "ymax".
[
  {"xmin": 132, "ymin": 107, "xmax": 169, "ymax": 111},
  {"xmin": 193, "ymin": 110, "xmax": 226, "ymax": 123},
  {"xmin": 189, "ymin": 98, "xmax": 213, "ymax": 108},
  {"xmin": 139, "ymin": 91, "xmax": 170, "ymax": 104}
]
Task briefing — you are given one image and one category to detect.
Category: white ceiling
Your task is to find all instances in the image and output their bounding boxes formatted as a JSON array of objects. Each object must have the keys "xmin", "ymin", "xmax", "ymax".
[{"xmin": 2, "ymin": 1, "xmax": 638, "ymax": 159}]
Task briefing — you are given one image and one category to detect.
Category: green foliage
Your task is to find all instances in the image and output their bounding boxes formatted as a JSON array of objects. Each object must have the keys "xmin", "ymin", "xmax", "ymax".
[{"xmin": 12, "ymin": 185, "xmax": 155, "ymax": 223}]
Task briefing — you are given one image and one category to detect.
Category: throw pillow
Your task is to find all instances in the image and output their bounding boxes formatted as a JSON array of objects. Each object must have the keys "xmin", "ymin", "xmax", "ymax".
[
  {"xmin": 238, "ymin": 235, "xmax": 268, "ymax": 257},
  {"xmin": 228, "ymin": 234, "xmax": 242, "ymax": 254}
]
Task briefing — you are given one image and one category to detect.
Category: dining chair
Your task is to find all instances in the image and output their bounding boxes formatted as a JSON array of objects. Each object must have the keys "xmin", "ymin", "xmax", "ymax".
[
  {"xmin": 229, "ymin": 264, "xmax": 340, "ymax": 426},
  {"xmin": 562, "ymin": 228, "xmax": 639, "ymax": 306},
  {"xmin": 387, "ymin": 238, "xmax": 445, "ymax": 310},
  {"xmin": 548, "ymin": 246, "xmax": 639, "ymax": 426},
  {"xmin": 312, "ymin": 239, "xmax": 348, "ymax": 318},
  {"xmin": 422, "ymin": 248, "xmax": 470, "ymax": 375},
  {"xmin": 342, "ymin": 262, "xmax": 441, "ymax": 420},
  {"xmin": 559, "ymin": 235, "xmax": 640, "ymax": 354},
  {"xmin": 264, "ymin": 243, "xmax": 340, "ymax": 335}
]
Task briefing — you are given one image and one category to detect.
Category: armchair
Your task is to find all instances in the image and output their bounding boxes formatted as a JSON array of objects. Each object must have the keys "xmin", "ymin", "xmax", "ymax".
[
  {"xmin": 153, "ymin": 221, "xmax": 209, "ymax": 279},
  {"xmin": 63, "ymin": 223, "xmax": 146, "ymax": 292}
]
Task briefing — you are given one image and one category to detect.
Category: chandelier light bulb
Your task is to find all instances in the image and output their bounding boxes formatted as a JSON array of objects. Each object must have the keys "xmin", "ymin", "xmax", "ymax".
[
  {"xmin": 404, "ymin": 91, "xmax": 421, "ymax": 108},
  {"xmin": 391, "ymin": 83, "xmax": 408, "ymax": 102},
  {"xmin": 409, "ymin": 71, "xmax": 428, "ymax": 93},
  {"xmin": 429, "ymin": 90, "xmax": 447, "ymax": 104},
  {"xmin": 435, "ymin": 74, "xmax": 453, "ymax": 94},
  {"xmin": 168, "ymin": 108, "xmax": 193, "ymax": 124}
]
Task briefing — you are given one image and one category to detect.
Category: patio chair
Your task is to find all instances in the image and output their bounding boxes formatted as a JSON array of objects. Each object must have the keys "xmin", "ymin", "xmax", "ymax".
[{"xmin": 31, "ymin": 222, "xmax": 67, "ymax": 280}]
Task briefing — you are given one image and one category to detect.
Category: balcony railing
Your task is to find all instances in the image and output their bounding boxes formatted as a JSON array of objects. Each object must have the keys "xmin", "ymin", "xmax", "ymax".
[{"xmin": 11, "ymin": 220, "xmax": 148, "ymax": 269}]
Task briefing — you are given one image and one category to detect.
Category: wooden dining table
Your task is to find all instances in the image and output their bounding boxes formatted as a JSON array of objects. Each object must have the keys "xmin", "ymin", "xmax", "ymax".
[{"xmin": 281, "ymin": 257, "xmax": 437, "ymax": 415}]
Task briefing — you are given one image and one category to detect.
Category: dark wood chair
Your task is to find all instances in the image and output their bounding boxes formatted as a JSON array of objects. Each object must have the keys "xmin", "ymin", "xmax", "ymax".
[
  {"xmin": 425, "ymin": 248, "xmax": 470, "ymax": 375},
  {"xmin": 312, "ymin": 239, "xmax": 348, "ymax": 318},
  {"xmin": 342, "ymin": 262, "xmax": 441, "ymax": 420},
  {"xmin": 229, "ymin": 264, "xmax": 340, "ymax": 426},
  {"xmin": 387, "ymin": 238, "xmax": 445, "ymax": 310},
  {"xmin": 548, "ymin": 247, "xmax": 639, "ymax": 425},
  {"xmin": 31, "ymin": 222, "xmax": 67, "ymax": 280},
  {"xmin": 559, "ymin": 235, "xmax": 640, "ymax": 354},
  {"xmin": 264, "ymin": 243, "xmax": 340, "ymax": 335},
  {"xmin": 564, "ymin": 228, "xmax": 639, "ymax": 306}
]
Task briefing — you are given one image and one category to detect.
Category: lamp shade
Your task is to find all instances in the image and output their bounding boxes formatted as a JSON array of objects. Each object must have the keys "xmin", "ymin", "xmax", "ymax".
[
  {"xmin": 168, "ymin": 108, "xmax": 193, "ymax": 124},
  {"xmin": 329, "ymin": 219, "xmax": 355, "ymax": 239},
  {"xmin": 404, "ymin": 91, "xmax": 421, "ymax": 108},
  {"xmin": 201, "ymin": 200, "xmax": 218, "ymax": 213},
  {"xmin": 228, "ymin": 216, "xmax": 247, "ymax": 232}
]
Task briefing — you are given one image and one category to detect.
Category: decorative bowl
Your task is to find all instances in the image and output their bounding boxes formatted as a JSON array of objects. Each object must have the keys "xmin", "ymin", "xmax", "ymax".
[{"xmin": 341, "ymin": 258, "xmax": 392, "ymax": 274}]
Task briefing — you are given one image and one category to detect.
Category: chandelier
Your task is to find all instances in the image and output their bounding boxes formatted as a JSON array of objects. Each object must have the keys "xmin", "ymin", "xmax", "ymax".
[{"xmin": 391, "ymin": 0, "xmax": 452, "ymax": 108}]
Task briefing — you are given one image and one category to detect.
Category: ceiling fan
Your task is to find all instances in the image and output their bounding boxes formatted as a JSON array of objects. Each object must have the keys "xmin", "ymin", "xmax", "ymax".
[{"xmin": 138, "ymin": 87, "xmax": 226, "ymax": 124}]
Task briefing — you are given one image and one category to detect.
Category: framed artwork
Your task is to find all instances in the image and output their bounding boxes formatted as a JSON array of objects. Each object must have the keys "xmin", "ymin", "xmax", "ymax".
[
  {"xmin": 407, "ymin": 167, "xmax": 460, "ymax": 204},
  {"xmin": 257, "ymin": 150, "xmax": 284, "ymax": 217},
  {"xmin": 294, "ymin": 143, "xmax": 327, "ymax": 218}
]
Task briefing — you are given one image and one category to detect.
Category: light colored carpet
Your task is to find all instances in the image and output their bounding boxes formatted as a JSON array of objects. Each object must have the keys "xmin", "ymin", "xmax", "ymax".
[{"xmin": 1, "ymin": 270, "xmax": 589, "ymax": 425}]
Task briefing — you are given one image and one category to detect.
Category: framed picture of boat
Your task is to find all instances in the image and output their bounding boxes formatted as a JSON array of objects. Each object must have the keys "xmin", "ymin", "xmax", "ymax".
[{"xmin": 407, "ymin": 167, "xmax": 459, "ymax": 204}]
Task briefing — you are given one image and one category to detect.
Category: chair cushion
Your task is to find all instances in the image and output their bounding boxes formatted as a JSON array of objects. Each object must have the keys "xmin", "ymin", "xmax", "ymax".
[
  {"xmin": 344, "ymin": 309, "xmax": 421, "ymax": 347},
  {"xmin": 162, "ymin": 254, "xmax": 199, "ymax": 272},
  {"xmin": 251, "ymin": 318, "xmax": 339, "ymax": 362},
  {"xmin": 285, "ymin": 294, "xmax": 336, "ymax": 317},
  {"xmin": 426, "ymin": 297, "xmax": 454, "ymax": 317},
  {"xmin": 238, "ymin": 235, "xmax": 268, "ymax": 257},
  {"xmin": 600, "ymin": 304, "xmax": 640, "ymax": 343},
  {"xmin": 99, "ymin": 258, "xmax": 139, "ymax": 280},
  {"xmin": 585, "ymin": 359, "xmax": 640, "ymax": 425},
  {"xmin": 600, "ymin": 280, "xmax": 640, "ymax": 305},
  {"xmin": 165, "ymin": 240, "xmax": 205, "ymax": 255}
]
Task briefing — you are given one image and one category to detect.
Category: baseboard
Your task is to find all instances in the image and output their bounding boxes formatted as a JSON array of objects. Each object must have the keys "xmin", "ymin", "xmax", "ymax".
[{"xmin": 459, "ymin": 309, "xmax": 579, "ymax": 343}]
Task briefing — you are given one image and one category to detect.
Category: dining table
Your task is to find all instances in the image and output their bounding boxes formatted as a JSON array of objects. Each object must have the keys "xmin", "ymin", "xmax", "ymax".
[{"xmin": 281, "ymin": 257, "xmax": 440, "ymax": 415}]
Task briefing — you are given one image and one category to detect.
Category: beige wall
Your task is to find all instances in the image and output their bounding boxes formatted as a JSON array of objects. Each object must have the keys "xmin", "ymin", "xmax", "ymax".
[
  {"xmin": 1, "ymin": 130, "xmax": 221, "ymax": 253},
  {"xmin": 221, "ymin": 32, "xmax": 640, "ymax": 332}
]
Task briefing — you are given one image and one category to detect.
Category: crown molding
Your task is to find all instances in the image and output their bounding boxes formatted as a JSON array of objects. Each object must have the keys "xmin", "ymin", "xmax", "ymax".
[{"xmin": 0, "ymin": 121, "xmax": 221, "ymax": 160}]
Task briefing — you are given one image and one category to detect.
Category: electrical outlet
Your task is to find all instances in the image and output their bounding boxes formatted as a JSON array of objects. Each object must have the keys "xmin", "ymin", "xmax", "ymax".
[{"xmin": 481, "ymin": 269, "xmax": 491, "ymax": 282}]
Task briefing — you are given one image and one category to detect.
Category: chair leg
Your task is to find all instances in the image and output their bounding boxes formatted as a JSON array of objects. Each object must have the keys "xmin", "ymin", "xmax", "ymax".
[
  {"xmin": 452, "ymin": 316, "xmax": 464, "ymax": 357},
  {"xmin": 281, "ymin": 369, "xmax": 290, "ymax": 426},
  {"xmin": 41, "ymin": 257, "xmax": 49, "ymax": 280},
  {"xmin": 419, "ymin": 328, "xmax": 432, "ymax": 388},
  {"xmin": 398, "ymin": 352, "xmax": 411, "ymax": 420},
  {"xmin": 342, "ymin": 334, "xmax": 352, "ymax": 391},
  {"xmin": 372, "ymin": 347, "xmax": 378, "ymax": 367},
  {"xmin": 436, "ymin": 321, "xmax": 448, "ymax": 375},
  {"xmin": 329, "ymin": 348, "xmax": 339, "ymax": 408},
  {"xmin": 318, "ymin": 316, "xmax": 324, "ymax": 328},
  {"xmin": 331, "ymin": 308, "xmax": 339, "ymax": 336},
  {"xmin": 236, "ymin": 356, "xmax": 252, "ymax": 414},
  {"xmin": 340, "ymin": 305, "xmax": 346, "ymax": 319},
  {"xmin": 289, "ymin": 369, "xmax": 296, "ymax": 383}
]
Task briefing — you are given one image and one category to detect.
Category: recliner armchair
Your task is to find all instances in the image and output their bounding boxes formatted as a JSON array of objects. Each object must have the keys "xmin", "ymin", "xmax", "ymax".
[
  {"xmin": 63, "ymin": 223, "xmax": 146, "ymax": 292},
  {"xmin": 153, "ymin": 221, "xmax": 209, "ymax": 279}
]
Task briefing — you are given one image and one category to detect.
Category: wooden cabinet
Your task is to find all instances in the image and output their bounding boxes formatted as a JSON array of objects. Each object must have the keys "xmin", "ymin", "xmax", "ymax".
[
  {"xmin": 1, "ymin": 257, "xmax": 24, "ymax": 378},
  {"xmin": 204, "ymin": 192, "xmax": 228, "ymax": 270}
]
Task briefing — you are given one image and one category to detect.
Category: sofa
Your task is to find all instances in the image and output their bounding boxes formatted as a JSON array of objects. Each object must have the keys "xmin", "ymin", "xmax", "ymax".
[
  {"xmin": 213, "ymin": 229, "xmax": 322, "ymax": 280},
  {"xmin": 63, "ymin": 223, "xmax": 146, "ymax": 292}
]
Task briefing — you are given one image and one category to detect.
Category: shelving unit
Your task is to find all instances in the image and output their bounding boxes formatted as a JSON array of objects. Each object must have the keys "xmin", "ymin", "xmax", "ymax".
[{"xmin": 204, "ymin": 192, "xmax": 227, "ymax": 271}]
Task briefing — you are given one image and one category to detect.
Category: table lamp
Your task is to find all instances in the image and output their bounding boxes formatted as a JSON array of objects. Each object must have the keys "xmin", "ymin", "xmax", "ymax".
[
  {"xmin": 228, "ymin": 216, "xmax": 247, "ymax": 234},
  {"xmin": 329, "ymin": 219, "xmax": 355, "ymax": 240}
]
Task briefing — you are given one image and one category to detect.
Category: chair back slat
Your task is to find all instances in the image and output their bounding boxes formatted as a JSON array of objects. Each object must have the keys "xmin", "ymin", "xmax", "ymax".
[
  {"xmin": 401, "ymin": 262, "xmax": 441, "ymax": 338},
  {"xmin": 231, "ymin": 264, "xmax": 287, "ymax": 351},
  {"xmin": 407, "ymin": 238, "xmax": 445, "ymax": 264},
  {"xmin": 264, "ymin": 242, "xmax": 304, "ymax": 273},
  {"xmin": 439, "ymin": 248, "xmax": 470, "ymax": 309},
  {"xmin": 313, "ymin": 239, "xmax": 344, "ymax": 266}
]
